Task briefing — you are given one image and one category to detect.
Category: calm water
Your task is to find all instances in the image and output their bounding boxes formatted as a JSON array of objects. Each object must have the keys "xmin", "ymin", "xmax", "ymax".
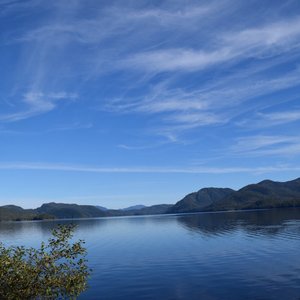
[{"xmin": 0, "ymin": 208, "xmax": 300, "ymax": 299}]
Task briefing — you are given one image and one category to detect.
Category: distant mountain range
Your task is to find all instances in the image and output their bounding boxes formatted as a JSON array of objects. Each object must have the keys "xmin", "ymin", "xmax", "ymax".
[
  {"xmin": 0, "ymin": 203, "xmax": 172, "ymax": 221},
  {"xmin": 168, "ymin": 188, "xmax": 234, "ymax": 214},
  {"xmin": 1, "ymin": 178, "xmax": 300, "ymax": 221},
  {"xmin": 122, "ymin": 205, "xmax": 146, "ymax": 211},
  {"xmin": 169, "ymin": 177, "xmax": 300, "ymax": 213},
  {"xmin": 95, "ymin": 205, "xmax": 108, "ymax": 211}
]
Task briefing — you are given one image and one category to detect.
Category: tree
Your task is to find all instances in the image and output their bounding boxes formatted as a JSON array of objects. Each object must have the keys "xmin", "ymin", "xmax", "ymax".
[{"xmin": 0, "ymin": 224, "xmax": 90, "ymax": 299}]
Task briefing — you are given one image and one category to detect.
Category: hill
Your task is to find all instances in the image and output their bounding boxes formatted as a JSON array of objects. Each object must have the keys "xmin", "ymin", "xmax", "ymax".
[
  {"xmin": 105, "ymin": 204, "xmax": 172, "ymax": 216},
  {"xmin": 37, "ymin": 203, "xmax": 106, "ymax": 219},
  {"xmin": 95, "ymin": 205, "xmax": 108, "ymax": 211},
  {"xmin": 170, "ymin": 178, "xmax": 300, "ymax": 213},
  {"xmin": 122, "ymin": 205, "xmax": 146, "ymax": 211},
  {"xmin": 168, "ymin": 188, "xmax": 234, "ymax": 213},
  {"xmin": 1, "ymin": 177, "xmax": 300, "ymax": 221},
  {"xmin": 0, "ymin": 203, "xmax": 173, "ymax": 221},
  {"xmin": 0, "ymin": 205, "xmax": 53, "ymax": 221},
  {"xmin": 130, "ymin": 204, "xmax": 172, "ymax": 215},
  {"xmin": 208, "ymin": 178, "xmax": 300, "ymax": 211}
]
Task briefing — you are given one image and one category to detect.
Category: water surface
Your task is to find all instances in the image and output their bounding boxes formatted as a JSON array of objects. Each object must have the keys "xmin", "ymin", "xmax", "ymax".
[{"xmin": 0, "ymin": 208, "xmax": 300, "ymax": 299}]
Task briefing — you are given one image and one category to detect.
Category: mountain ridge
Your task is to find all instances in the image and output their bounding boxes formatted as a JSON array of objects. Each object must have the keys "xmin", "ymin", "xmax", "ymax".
[
  {"xmin": 1, "ymin": 177, "xmax": 300, "ymax": 221},
  {"xmin": 168, "ymin": 187, "xmax": 235, "ymax": 214}
]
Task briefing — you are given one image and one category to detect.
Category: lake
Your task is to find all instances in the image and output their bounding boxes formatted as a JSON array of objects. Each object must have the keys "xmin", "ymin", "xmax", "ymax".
[{"xmin": 0, "ymin": 208, "xmax": 300, "ymax": 299}]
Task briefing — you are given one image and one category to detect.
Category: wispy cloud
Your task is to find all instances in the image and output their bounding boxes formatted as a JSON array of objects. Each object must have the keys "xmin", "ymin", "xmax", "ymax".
[
  {"xmin": 237, "ymin": 106, "xmax": 300, "ymax": 128},
  {"xmin": 232, "ymin": 135, "xmax": 300, "ymax": 156},
  {"xmin": 259, "ymin": 110, "xmax": 300, "ymax": 125},
  {"xmin": 1, "ymin": 1, "xmax": 300, "ymax": 207},
  {"xmin": 47, "ymin": 122, "xmax": 93, "ymax": 132},
  {"xmin": 165, "ymin": 112, "xmax": 225, "ymax": 126},
  {"xmin": 101, "ymin": 14, "xmax": 300, "ymax": 139},
  {"xmin": 227, "ymin": 18, "xmax": 300, "ymax": 50},
  {"xmin": 0, "ymin": 0, "xmax": 42, "ymax": 17},
  {"xmin": 17, "ymin": 21, "xmax": 111, "ymax": 45},
  {"xmin": 0, "ymin": 92, "xmax": 77, "ymax": 122},
  {"xmin": 107, "ymin": 67, "xmax": 300, "ymax": 140},
  {"xmin": 258, "ymin": 144, "xmax": 300, "ymax": 156},
  {"xmin": 4, "ymin": 1, "xmax": 300, "ymax": 133},
  {"xmin": 121, "ymin": 17, "xmax": 300, "ymax": 73},
  {"xmin": 118, "ymin": 144, "xmax": 161, "ymax": 151},
  {"xmin": 0, "ymin": 161, "xmax": 300, "ymax": 175},
  {"xmin": 122, "ymin": 48, "xmax": 233, "ymax": 73},
  {"xmin": 123, "ymin": 2, "xmax": 219, "ymax": 23},
  {"xmin": 14, "ymin": 1, "xmax": 220, "ymax": 45}
]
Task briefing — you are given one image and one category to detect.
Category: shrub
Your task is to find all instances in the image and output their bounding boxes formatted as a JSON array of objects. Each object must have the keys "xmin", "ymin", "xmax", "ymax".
[{"xmin": 0, "ymin": 224, "xmax": 90, "ymax": 299}]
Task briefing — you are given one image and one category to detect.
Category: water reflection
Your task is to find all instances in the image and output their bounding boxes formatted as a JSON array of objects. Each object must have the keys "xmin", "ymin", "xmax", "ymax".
[
  {"xmin": 176, "ymin": 208, "xmax": 300, "ymax": 237},
  {"xmin": 1, "ymin": 208, "xmax": 300, "ymax": 240},
  {"xmin": 0, "ymin": 214, "xmax": 178, "ymax": 247},
  {"xmin": 0, "ymin": 208, "xmax": 299, "ymax": 300}
]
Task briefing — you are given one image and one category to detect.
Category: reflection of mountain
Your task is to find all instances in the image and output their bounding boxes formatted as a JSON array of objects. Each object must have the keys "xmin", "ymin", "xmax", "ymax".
[
  {"xmin": 170, "ymin": 178, "xmax": 300, "ymax": 213},
  {"xmin": 177, "ymin": 208, "xmax": 300, "ymax": 237}
]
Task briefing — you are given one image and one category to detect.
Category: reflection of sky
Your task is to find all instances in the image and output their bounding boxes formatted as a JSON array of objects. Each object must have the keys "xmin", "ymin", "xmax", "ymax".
[{"xmin": 1, "ymin": 209, "xmax": 300, "ymax": 299}]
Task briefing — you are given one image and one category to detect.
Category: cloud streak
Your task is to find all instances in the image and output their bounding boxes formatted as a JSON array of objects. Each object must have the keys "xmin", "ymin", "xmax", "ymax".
[
  {"xmin": 259, "ymin": 110, "xmax": 300, "ymax": 125},
  {"xmin": 106, "ymin": 67, "xmax": 300, "ymax": 140},
  {"xmin": 0, "ymin": 92, "xmax": 77, "ymax": 122},
  {"xmin": 3, "ymin": 1, "xmax": 300, "ymax": 133},
  {"xmin": 121, "ymin": 17, "xmax": 300, "ymax": 73},
  {"xmin": 0, "ymin": 161, "xmax": 300, "ymax": 175},
  {"xmin": 231, "ymin": 135, "xmax": 300, "ymax": 156}
]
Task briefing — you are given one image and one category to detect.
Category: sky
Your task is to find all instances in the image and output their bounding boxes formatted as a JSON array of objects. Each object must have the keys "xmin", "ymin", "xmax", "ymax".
[{"xmin": 1, "ymin": 0, "xmax": 300, "ymax": 209}]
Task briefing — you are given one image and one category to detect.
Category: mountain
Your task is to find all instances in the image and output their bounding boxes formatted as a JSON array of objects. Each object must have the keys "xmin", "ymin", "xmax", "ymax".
[
  {"xmin": 0, "ymin": 205, "xmax": 32, "ymax": 221},
  {"xmin": 131, "ymin": 204, "xmax": 172, "ymax": 215},
  {"xmin": 122, "ymin": 205, "xmax": 146, "ymax": 211},
  {"xmin": 209, "ymin": 178, "xmax": 300, "ymax": 211},
  {"xmin": 169, "ymin": 178, "xmax": 300, "ymax": 213},
  {"xmin": 0, "ymin": 205, "xmax": 53, "ymax": 221},
  {"xmin": 1, "ymin": 177, "xmax": 300, "ymax": 221},
  {"xmin": 0, "ymin": 203, "xmax": 106, "ymax": 221},
  {"xmin": 106, "ymin": 204, "xmax": 172, "ymax": 216},
  {"xmin": 37, "ymin": 203, "xmax": 106, "ymax": 219},
  {"xmin": 168, "ymin": 188, "xmax": 235, "ymax": 213},
  {"xmin": 0, "ymin": 202, "xmax": 172, "ymax": 221},
  {"xmin": 95, "ymin": 205, "xmax": 108, "ymax": 211}
]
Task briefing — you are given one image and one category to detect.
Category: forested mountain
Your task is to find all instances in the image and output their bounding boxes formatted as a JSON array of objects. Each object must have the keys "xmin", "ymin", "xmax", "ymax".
[
  {"xmin": 168, "ymin": 188, "xmax": 235, "ymax": 213},
  {"xmin": 168, "ymin": 178, "xmax": 300, "ymax": 213},
  {"xmin": 0, "ymin": 203, "xmax": 172, "ymax": 221},
  {"xmin": 37, "ymin": 203, "xmax": 107, "ymax": 219},
  {"xmin": 122, "ymin": 205, "xmax": 146, "ymax": 211},
  {"xmin": 1, "ymin": 178, "xmax": 300, "ymax": 221},
  {"xmin": 0, "ymin": 205, "xmax": 53, "ymax": 221},
  {"xmin": 208, "ymin": 178, "xmax": 300, "ymax": 211}
]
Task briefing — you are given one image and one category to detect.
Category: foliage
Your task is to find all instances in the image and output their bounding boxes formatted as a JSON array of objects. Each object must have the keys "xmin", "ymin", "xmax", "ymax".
[{"xmin": 0, "ymin": 224, "xmax": 90, "ymax": 299}]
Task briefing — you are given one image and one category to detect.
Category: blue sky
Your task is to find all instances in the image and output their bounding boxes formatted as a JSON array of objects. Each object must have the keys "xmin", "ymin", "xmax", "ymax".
[{"xmin": 1, "ymin": 0, "xmax": 300, "ymax": 209}]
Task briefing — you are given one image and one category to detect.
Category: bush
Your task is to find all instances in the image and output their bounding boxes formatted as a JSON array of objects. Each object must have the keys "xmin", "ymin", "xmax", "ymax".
[{"xmin": 0, "ymin": 224, "xmax": 90, "ymax": 299}]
